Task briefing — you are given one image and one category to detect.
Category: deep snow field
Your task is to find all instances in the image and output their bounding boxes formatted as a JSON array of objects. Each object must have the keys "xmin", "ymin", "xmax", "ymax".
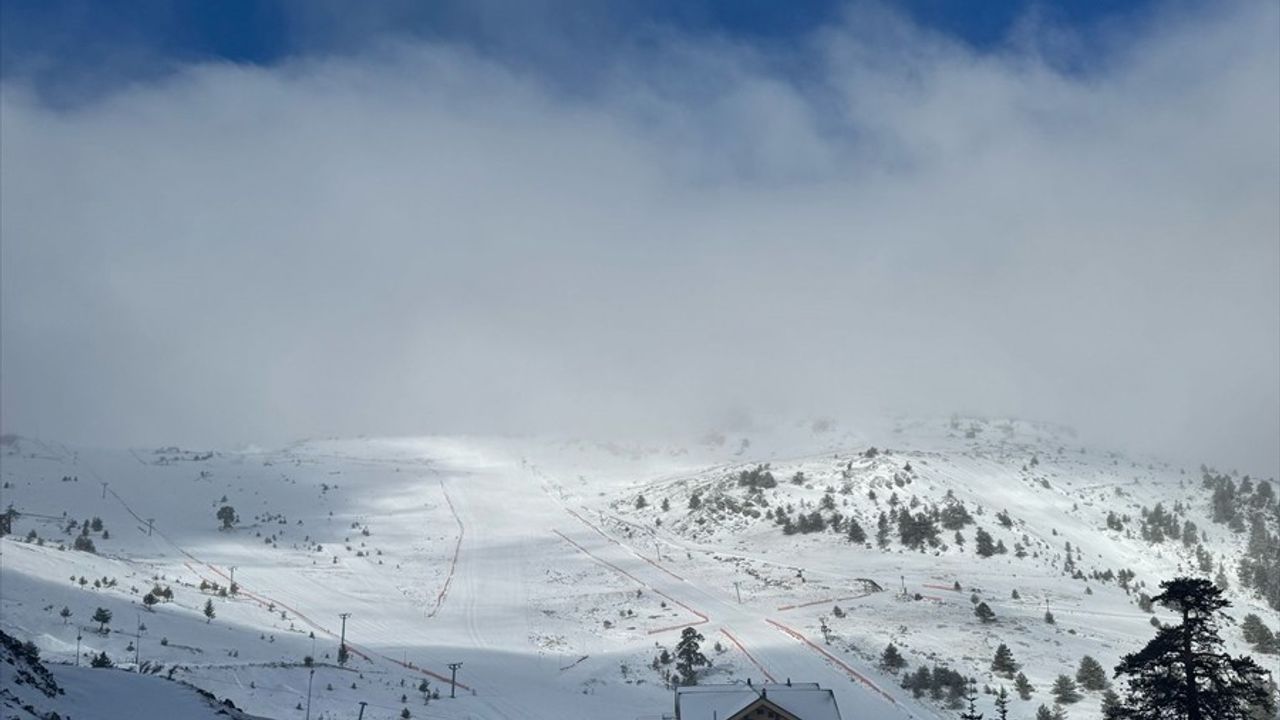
[{"xmin": 2, "ymin": 417, "xmax": 1276, "ymax": 719}]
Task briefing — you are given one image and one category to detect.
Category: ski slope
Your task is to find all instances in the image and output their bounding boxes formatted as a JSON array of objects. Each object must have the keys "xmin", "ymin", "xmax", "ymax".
[{"xmin": 2, "ymin": 419, "xmax": 1275, "ymax": 719}]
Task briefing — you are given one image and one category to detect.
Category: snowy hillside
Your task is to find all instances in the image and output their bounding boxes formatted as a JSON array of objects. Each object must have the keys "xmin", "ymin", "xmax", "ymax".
[
  {"xmin": 2, "ymin": 628, "xmax": 267, "ymax": 720},
  {"xmin": 1, "ymin": 419, "xmax": 1276, "ymax": 720}
]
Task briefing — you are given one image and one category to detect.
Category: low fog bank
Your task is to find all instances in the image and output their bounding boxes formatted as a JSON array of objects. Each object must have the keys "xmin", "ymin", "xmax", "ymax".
[{"xmin": 2, "ymin": 2, "xmax": 1277, "ymax": 474}]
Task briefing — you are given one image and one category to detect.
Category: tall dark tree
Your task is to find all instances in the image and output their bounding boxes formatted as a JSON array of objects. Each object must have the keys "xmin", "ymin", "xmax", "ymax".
[
  {"xmin": 216, "ymin": 505, "xmax": 238, "ymax": 530},
  {"xmin": 847, "ymin": 517, "xmax": 867, "ymax": 544},
  {"xmin": 881, "ymin": 642, "xmax": 906, "ymax": 672},
  {"xmin": 975, "ymin": 528, "xmax": 996, "ymax": 557},
  {"xmin": 1076, "ymin": 655, "xmax": 1109, "ymax": 691},
  {"xmin": 991, "ymin": 643, "xmax": 1019, "ymax": 675},
  {"xmin": 1052, "ymin": 674, "xmax": 1082, "ymax": 704},
  {"xmin": 674, "ymin": 626, "xmax": 709, "ymax": 686},
  {"xmin": 91, "ymin": 606, "xmax": 112, "ymax": 633},
  {"xmin": 959, "ymin": 683, "xmax": 984, "ymax": 719},
  {"xmin": 1113, "ymin": 577, "xmax": 1274, "ymax": 720},
  {"xmin": 993, "ymin": 686, "xmax": 1010, "ymax": 720},
  {"xmin": 1100, "ymin": 689, "xmax": 1125, "ymax": 719},
  {"xmin": 1015, "ymin": 672, "xmax": 1035, "ymax": 700}
]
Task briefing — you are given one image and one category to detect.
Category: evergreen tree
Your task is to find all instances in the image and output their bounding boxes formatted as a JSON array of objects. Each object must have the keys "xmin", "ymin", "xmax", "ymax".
[
  {"xmin": 1076, "ymin": 655, "xmax": 1109, "ymax": 691},
  {"xmin": 203, "ymin": 598, "xmax": 216, "ymax": 622},
  {"xmin": 674, "ymin": 627, "xmax": 709, "ymax": 686},
  {"xmin": 1100, "ymin": 689, "xmax": 1124, "ymax": 719},
  {"xmin": 1015, "ymin": 672, "xmax": 1035, "ymax": 700},
  {"xmin": 216, "ymin": 505, "xmax": 238, "ymax": 529},
  {"xmin": 1113, "ymin": 577, "xmax": 1274, "ymax": 720},
  {"xmin": 959, "ymin": 683, "xmax": 984, "ymax": 719},
  {"xmin": 993, "ymin": 686, "xmax": 1010, "ymax": 720},
  {"xmin": 143, "ymin": 592, "xmax": 159, "ymax": 611},
  {"xmin": 1241, "ymin": 614, "xmax": 1278, "ymax": 654},
  {"xmin": 59, "ymin": 606, "xmax": 71, "ymax": 624},
  {"xmin": 1035, "ymin": 705, "xmax": 1053, "ymax": 720},
  {"xmin": 635, "ymin": 494, "xmax": 648, "ymax": 510},
  {"xmin": 974, "ymin": 602, "xmax": 996, "ymax": 623},
  {"xmin": 881, "ymin": 642, "xmax": 906, "ymax": 672},
  {"xmin": 876, "ymin": 512, "xmax": 890, "ymax": 548},
  {"xmin": 991, "ymin": 643, "xmax": 1019, "ymax": 675},
  {"xmin": 1052, "ymin": 674, "xmax": 1082, "ymax": 704},
  {"xmin": 92, "ymin": 606, "xmax": 112, "ymax": 633},
  {"xmin": 89, "ymin": 651, "xmax": 113, "ymax": 668},
  {"xmin": 975, "ymin": 528, "xmax": 996, "ymax": 557},
  {"xmin": 847, "ymin": 517, "xmax": 866, "ymax": 544}
]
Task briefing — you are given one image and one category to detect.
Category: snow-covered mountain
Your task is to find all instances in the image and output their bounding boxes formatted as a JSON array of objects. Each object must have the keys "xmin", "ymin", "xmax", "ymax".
[{"xmin": 1, "ymin": 419, "xmax": 1276, "ymax": 720}]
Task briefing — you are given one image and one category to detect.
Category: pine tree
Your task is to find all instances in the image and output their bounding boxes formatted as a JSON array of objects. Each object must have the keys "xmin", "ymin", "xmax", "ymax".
[
  {"xmin": 89, "ymin": 651, "xmax": 113, "ymax": 668},
  {"xmin": 92, "ymin": 606, "xmax": 112, "ymax": 633},
  {"xmin": 991, "ymin": 643, "xmax": 1019, "ymax": 675},
  {"xmin": 216, "ymin": 505, "xmax": 238, "ymax": 529},
  {"xmin": 881, "ymin": 642, "xmax": 906, "ymax": 672},
  {"xmin": 1035, "ymin": 705, "xmax": 1053, "ymax": 720},
  {"xmin": 203, "ymin": 598, "xmax": 216, "ymax": 622},
  {"xmin": 975, "ymin": 528, "xmax": 996, "ymax": 557},
  {"xmin": 59, "ymin": 606, "xmax": 71, "ymax": 624},
  {"xmin": 1076, "ymin": 655, "xmax": 1109, "ymax": 691},
  {"xmin": 1052, "ymin": 675, "xmax": 1082, "ymax": 704},
  {"xmin": 993, "ymin": 686, "xmax": 1010, "ymax": 720},
  {"xmin": 974, "ymin": 602, "xmax": 996, "ymax": 623},
  {"xmin": 1100, "ymin": 689, "xmax": 1124, "ymax": 719},
  {"xmin": 1241, "ymin": 613, "xmax": 1278, "ymax": 654},
  {"xmin": 674, "ymin": 627, "xmax": 709, "ymax": 686},
  {"xmin": 959, "ymin": 683, "xmax": 984, "ymax": 719},
  {"xmin": 876, "ymin": 512, "xmax": 890, "ymax": 548},
  {"xmin": 635, "ymin": 494, "xmax": 648, "ymax": 510},
  {"xmin": 143, "ymin": 592, "xmax": 159, "ymax": 611},
  {"xmin": 1015, "ymin": 672, "xmax": 1035, "ymax": 700},
  {"xmin": 1113, "ymin": 577, "xmax": 1274, "ymax": 720},
  {"xmin": 847, "ymin": 517, "xmax": 866, "ymax": 544}
]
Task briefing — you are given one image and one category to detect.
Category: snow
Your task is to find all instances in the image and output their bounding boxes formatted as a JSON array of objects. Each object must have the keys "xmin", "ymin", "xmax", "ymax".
[{"xmin": 2, "ymin": 419, "xmax": 1275, "ymax": 719}]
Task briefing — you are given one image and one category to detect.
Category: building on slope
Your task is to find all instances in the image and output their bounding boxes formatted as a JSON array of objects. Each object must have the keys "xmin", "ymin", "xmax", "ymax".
[{"xmin": 670, "ymin": 681, "xmax": 843, "ymax": 720}]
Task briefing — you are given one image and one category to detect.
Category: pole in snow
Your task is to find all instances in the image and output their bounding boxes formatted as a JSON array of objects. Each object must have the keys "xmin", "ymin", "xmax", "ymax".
[
  {"xmin": 448, "ymin": 662, "xmax": 463, "ymax": 698},
  {"xmin": 338, "ymin": 612, "xmax": 351, "ymax": 665},
  {"xmin": 75, "ymin": 631, "xmax": 82, "ymax": 666},
  {"xmin": 734, "ymin": 581, "xmax": 742, "ymax": 604},
  {"xmin": 305, "ymin": 668, "xmax": 315, "ymax": 720},
  {"xmin": 356, "ymin": 700, "xmax": 367, "ymax": 720},
  {"xmin": 100, "ymin": 481, "xmax": 109, "ymax": 499}
]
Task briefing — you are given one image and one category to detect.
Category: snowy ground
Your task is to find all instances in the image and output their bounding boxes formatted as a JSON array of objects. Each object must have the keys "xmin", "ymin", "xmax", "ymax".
[{"xmin": 2, "ymin": 419, "xmax": 1276, "ymax": 719}]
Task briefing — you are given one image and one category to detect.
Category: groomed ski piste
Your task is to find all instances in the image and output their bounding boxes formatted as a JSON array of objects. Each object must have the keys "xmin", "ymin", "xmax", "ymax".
[{"xmin": 2, "ymin": 417, "xmax": 1276, "ymax": 719}]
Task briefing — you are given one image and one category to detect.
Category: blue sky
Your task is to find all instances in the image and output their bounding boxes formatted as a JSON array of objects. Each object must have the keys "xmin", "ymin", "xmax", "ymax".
[{"xmin": 3, "ymin": 0, "xmax": 1170, "ymax": 101}]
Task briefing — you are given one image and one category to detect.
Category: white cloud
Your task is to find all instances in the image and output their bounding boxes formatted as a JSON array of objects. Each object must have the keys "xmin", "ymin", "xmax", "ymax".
[{"xmin": 2, "ymin": 1, "xmax": 1277, "ymax": 473}]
